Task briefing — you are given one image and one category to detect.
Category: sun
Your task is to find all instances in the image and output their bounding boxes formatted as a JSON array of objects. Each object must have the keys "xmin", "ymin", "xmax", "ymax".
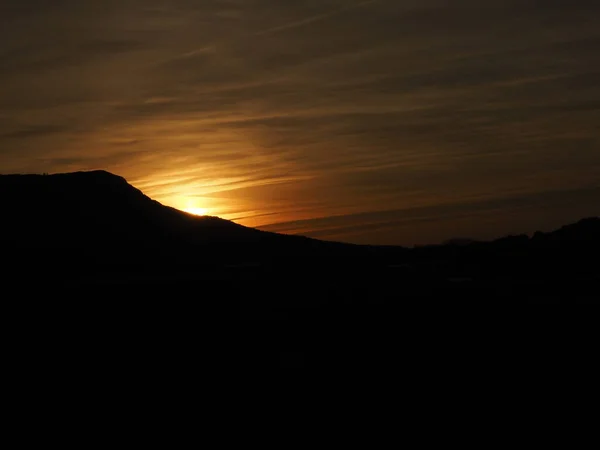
[
  {"xmin": 178, "ymin": 197, "xmax": 212, "ymax": 217},
  {"xmin": 185, "ymin": 206, "xmax": 209, "ymax": 216}
]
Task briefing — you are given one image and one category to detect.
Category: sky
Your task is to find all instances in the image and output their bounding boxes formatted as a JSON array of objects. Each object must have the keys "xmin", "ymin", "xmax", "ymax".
[{"xmin": 1, "ymin": 0, "xmax": 599, "ymax": 246}]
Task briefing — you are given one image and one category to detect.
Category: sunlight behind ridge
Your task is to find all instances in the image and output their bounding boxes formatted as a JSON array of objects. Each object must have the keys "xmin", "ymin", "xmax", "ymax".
[{"xmin": 184, "ymin": 206, "xmax": 209, "ymax": 216}]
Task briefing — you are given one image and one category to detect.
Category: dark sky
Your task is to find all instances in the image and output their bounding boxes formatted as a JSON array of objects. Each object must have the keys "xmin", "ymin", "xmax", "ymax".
[{"xmin": 1, "ymin": 0, "xmax": 599, "ymax": 245}]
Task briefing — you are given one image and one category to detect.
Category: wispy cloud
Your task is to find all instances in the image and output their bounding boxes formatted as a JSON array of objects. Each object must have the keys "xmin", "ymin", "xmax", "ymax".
[
  {"xmin": 1, "ymin": 0, "xmax": 599, "ymax": 243},
  {"xmin": 254, "ymin": 0, "xmax": 380, "ymax": 36}
]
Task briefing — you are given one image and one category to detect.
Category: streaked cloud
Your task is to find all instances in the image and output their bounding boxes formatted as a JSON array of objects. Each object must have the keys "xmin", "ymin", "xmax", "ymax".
[{"xmin": 1, "ymin": 0, "xmax": 599, "ymax": 244}]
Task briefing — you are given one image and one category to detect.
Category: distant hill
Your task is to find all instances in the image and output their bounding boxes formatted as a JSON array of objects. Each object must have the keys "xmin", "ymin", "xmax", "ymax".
[
  {"xmin": 1, "ymin": 171, "xmax": 264, "ymax": 247},
  {"xmin": 1, "ymin": 170, "xmax": 597, "ymax": 271},
  {"xmin": 2, "ymin": 170, "xmax": 597, "ymax": 377},
  {"xmin": 0, "ymin": 166, "xmax": 597, "ymax": 369},
  {"xmin": 0, "ymin": 170, "xmax": 366, "ymax": 265}
]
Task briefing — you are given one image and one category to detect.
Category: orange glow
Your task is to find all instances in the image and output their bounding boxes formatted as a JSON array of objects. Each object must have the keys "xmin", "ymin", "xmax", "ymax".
[
  {"xmin": 185, "ymin": 206, "xmax": 209, "ymax": 216},
  {"xmin": 176, "ymin": 198, "xmax": 211, "ymax": 216}
]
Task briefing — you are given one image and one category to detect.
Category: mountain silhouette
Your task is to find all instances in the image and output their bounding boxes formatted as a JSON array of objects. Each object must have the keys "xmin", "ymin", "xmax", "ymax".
[
  {"xmin": 1, "ymin": 170, "xmax": 598, "ymax": 373},
  {"xmin": 0, "ymin": 170, "xmax": 364, "ymax": 262},
  {"xmin": 1, "ymin": 170, "xmax": 598, "ymax": 294},
  {"xmin": 1, "ymin": 170, "xmax": 275, "ymax": 248}
]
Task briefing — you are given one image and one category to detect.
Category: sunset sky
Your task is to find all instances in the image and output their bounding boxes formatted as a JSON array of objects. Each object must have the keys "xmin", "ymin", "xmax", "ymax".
[{"xmin": 1, "ymin": 0, "xmax": 599, "ymax": 245}]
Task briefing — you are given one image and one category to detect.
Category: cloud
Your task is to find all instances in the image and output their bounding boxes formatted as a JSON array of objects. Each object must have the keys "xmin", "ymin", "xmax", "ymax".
[
  {"xmin": 260, "ymin": 185, "xmax": 600, "ymax": 246},
  {"xmin": 1, "ymin": 125, "xmax": 69, "ymax": 139},
  {"xmin": 253, "ymin": 0, "xmax": 380, "ymax": 37},
  {"xmin": 0, "ymin": 0, "xmax": 599, "ymax": 244}
]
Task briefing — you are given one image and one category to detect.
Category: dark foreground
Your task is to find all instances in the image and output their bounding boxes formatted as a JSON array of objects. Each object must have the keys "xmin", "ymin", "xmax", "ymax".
[
  {"xmin": 2, "ymin": 172, "xmax": 597, "ymax": 374},
  {"xmin": 7, "ymin": 254, "xmax": 598, "ymax": 372}
]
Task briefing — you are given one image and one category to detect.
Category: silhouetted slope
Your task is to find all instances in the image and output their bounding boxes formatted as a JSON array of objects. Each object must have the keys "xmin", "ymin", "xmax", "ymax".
[
  {"xmin": 1, "ymin": 170, "xmax": 597, "ymax": 279},
  {"xmin": 1, "ymin": 170, "xmax": 598, "ymax": 376},
  {"xmin": 3, "ymin": 171, "xmax": 597, "ymax": 378},
  {"xmin": 532, "ymin": 217, "xmax": 600, "ymax": 244},
  {"xmin": 0, "ymin": 170, "xmax": 258, "ymax": 248},
  {"xmin": 0, "ymin": 170, "xmax": 369, "ymax": 269},
  {"xmin": 409, "ymin": 216, "xmax": 600, "ymax": 286}
]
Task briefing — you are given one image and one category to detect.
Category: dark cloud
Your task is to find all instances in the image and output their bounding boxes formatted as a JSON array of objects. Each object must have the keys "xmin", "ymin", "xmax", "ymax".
[
  {"xmin": 1, "ymin": 0, "xmax": 599, "ymax": 244},
  {"xmin": 1, "ymin": 125, "xmax": 69, "ymax": 139}
]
